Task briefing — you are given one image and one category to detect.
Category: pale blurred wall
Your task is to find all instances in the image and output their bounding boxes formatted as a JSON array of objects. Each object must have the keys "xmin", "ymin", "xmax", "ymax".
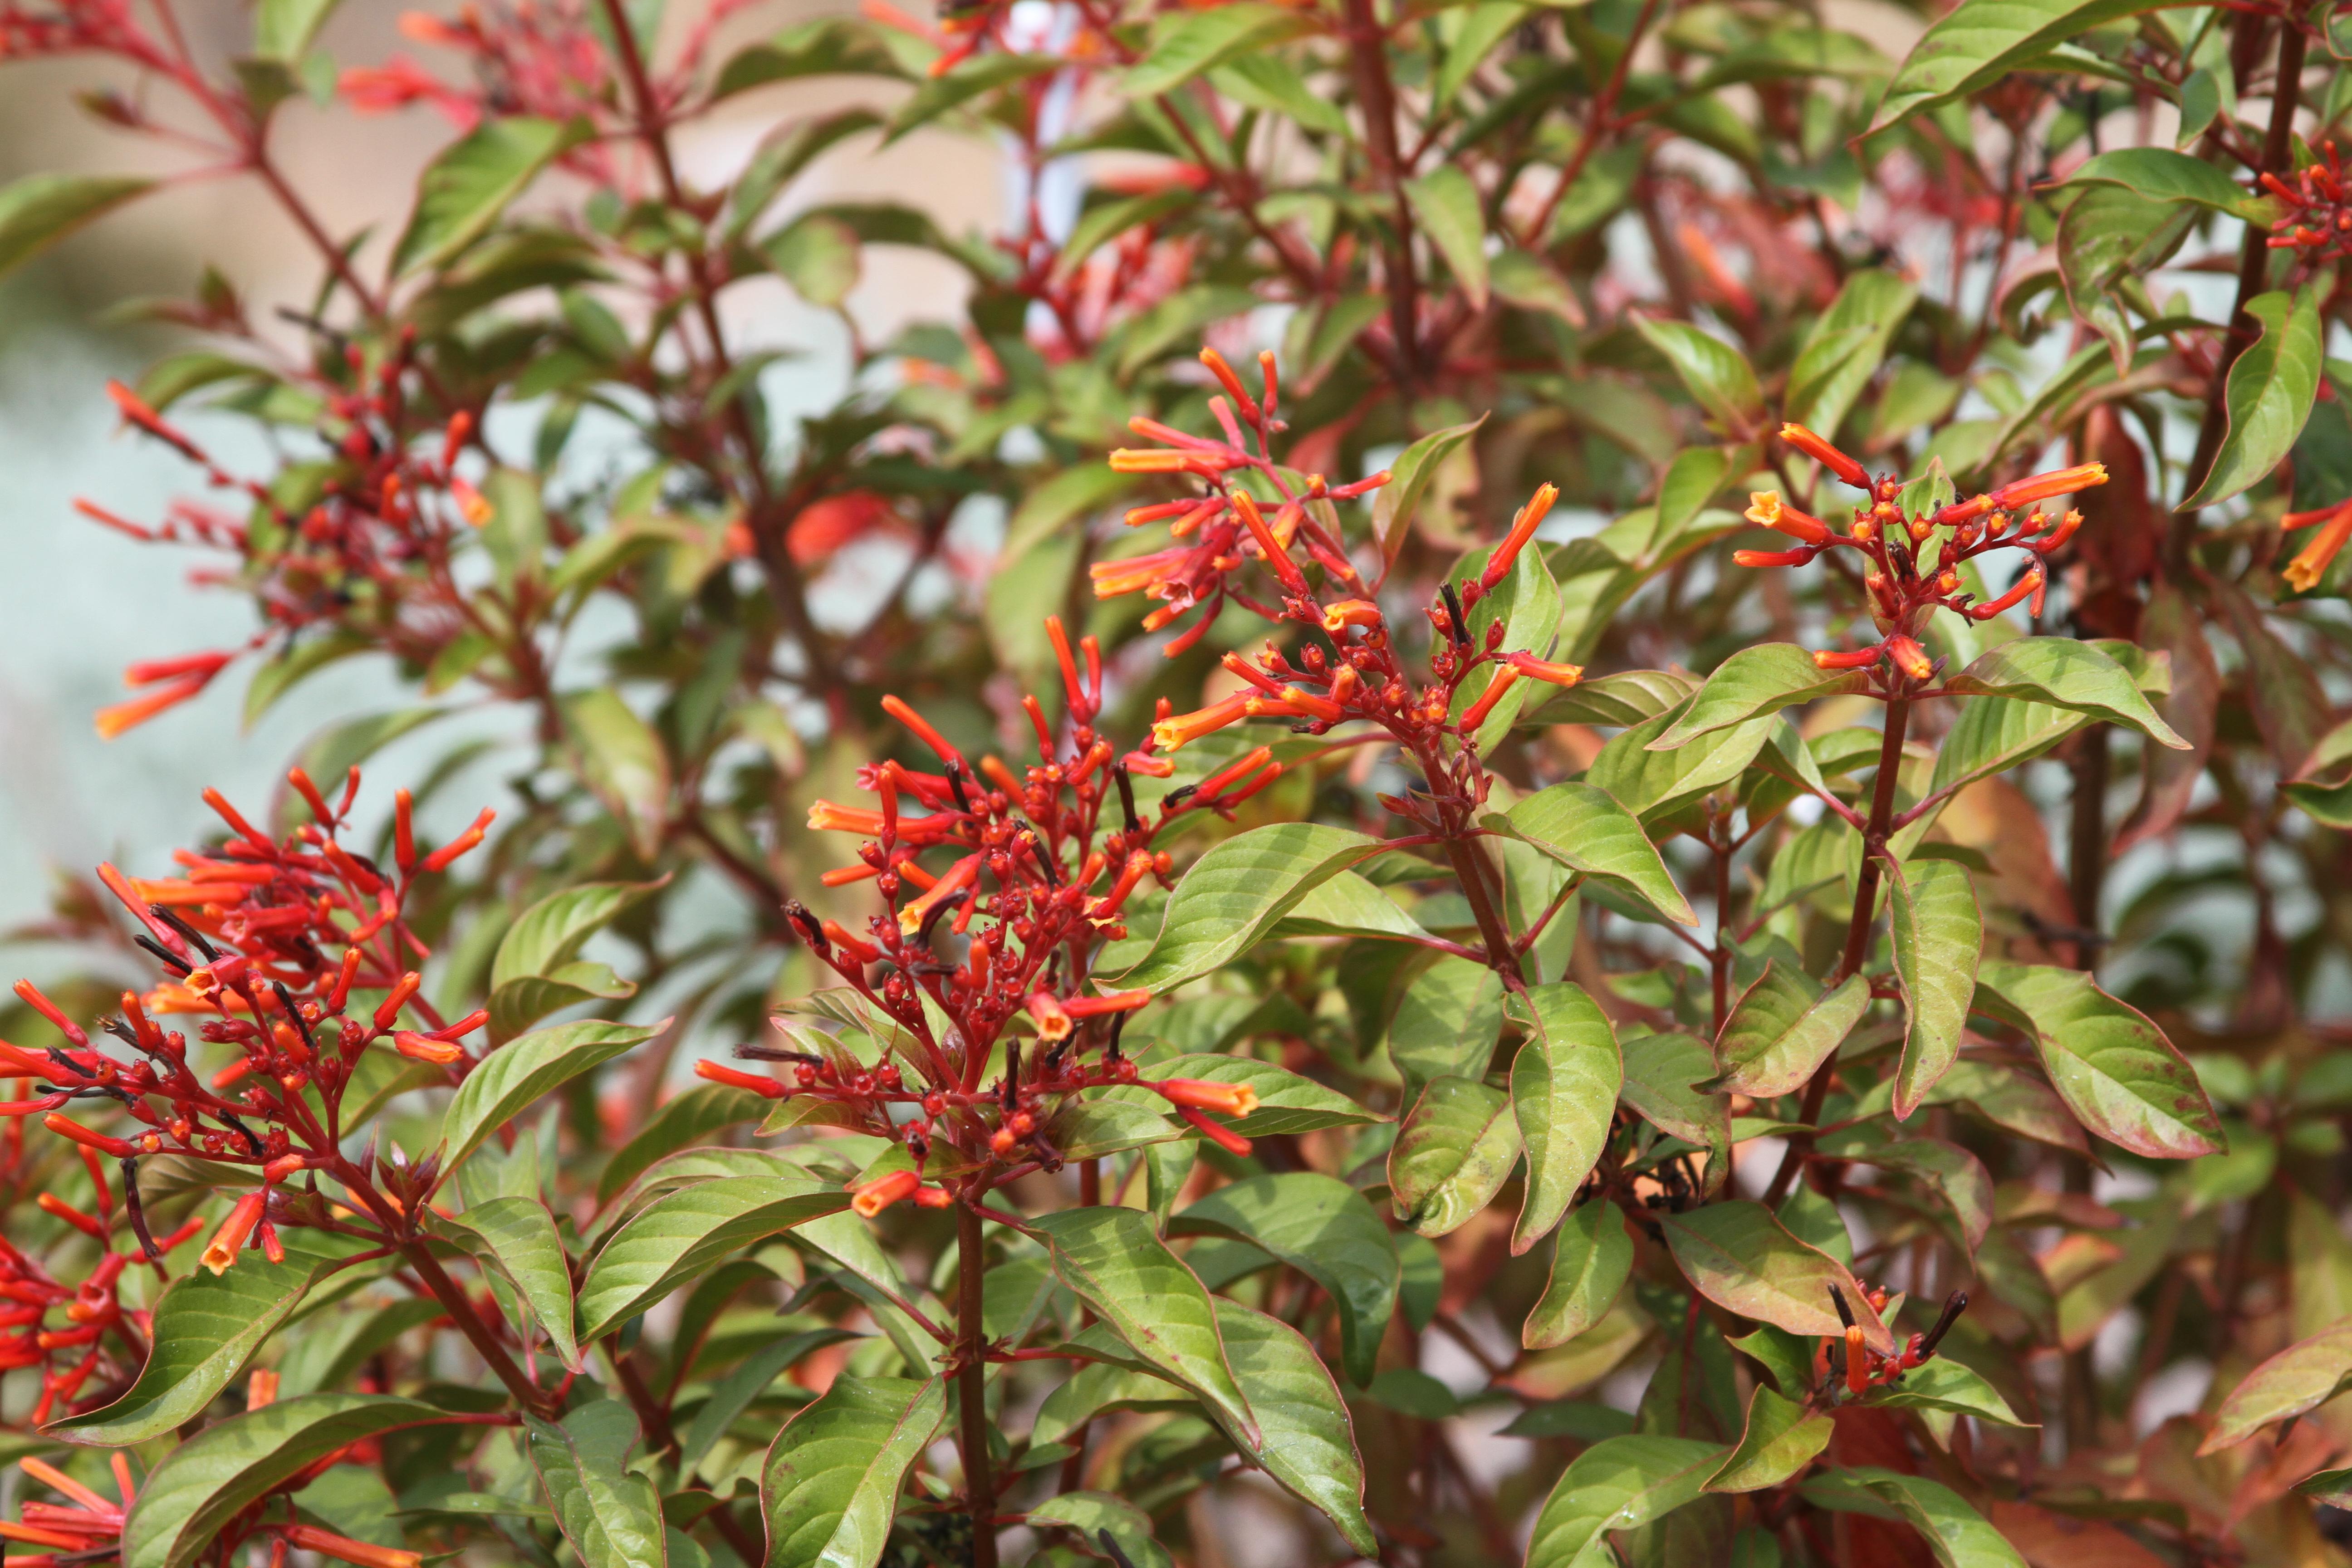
[{"xmin": 0, "ymin": 0, "xmax": 1001, "ymax": 939}]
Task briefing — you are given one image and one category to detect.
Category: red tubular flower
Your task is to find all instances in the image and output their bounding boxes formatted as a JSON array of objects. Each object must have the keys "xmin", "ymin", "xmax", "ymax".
[
  {"xmin": 694, "ymin": 1060, "xmax": 789, "ymax": 1097},
  {"xmin": 1064, "ymin": 989, "xmax": 1150, "ymax": 1019},
  {"xmin": 373, "ymin": 972, "xmax": 423, "ymax": 1031},
  {"xmin": 201, "ymin": 1193, "xmax": 266, "ymax": 1276},
  {"xmin": 897, "ymin": 854, "xmax": 979, "ymax": 936},
  {"xmin": 1176, "ymin": 1106, "xmax": 1253, "ymax": 1156},
  {"xmin": 1744, "ymin": 490, "xmax": 1834, "ymax": 545},
  {"xmin": 1025, "ymin": 993, "xmax": 1074, "ymax": 1042},
  {"xmin": 1813, "ymin": 646, "xmax": 1883, "ymax": 671},
  {"xmin": 1232, "ymin": 492, "xmax": 1307, "ymax": 593},
  {"xmin": 881, "ymin": 695, "xmax": 963, "ymax": 765},
  {"xmin": 1479, "ymin": 482, "xmax": 1559, "ymax": 589},
  {"xmin": 1196, "ymin": 745, "xmax": 1274, "ymax": 801},
  {"xmin": 281, "ymin": 1524, "xmax": 422, "ymax": 1568},
  {"xmin": 1153, "ymin": 693, "xmax": 1251, "ymax": 753},
  {"xmin": 1320, "ymin": 599, "xmax": 1383, "ymax": 635},
  {"xmin": 1886, "ymin": 635, "xmax": 1933, "ymax": 682},
  {"xmin": 852, "ymin": 1169, "xmax": 923, "ymax": 1218},
  {"xmin": 391, "ymin": 1032, "xmax": 461, "ymax": 1065},
  {"xmin": 1989, "ymin": 461, "xmax": 2107, "ymax": 511},
  {"xmin": 1779, "ymin": 423, "xmax": 1871, "ymax": 489},
  {"xmin": 418, "ymin": 808, "xmax": 494, "ymax": 873},
  {"xmin": 1200, "ymin": 346, "xmax": 1262, "ymax": 423},
  {"xmin": 1733, "ymin": 548, "xmax": 1818, "ymax": 568},
  {"xmin": 1459, "ymin": 665, "xmax": 1524, "ymax": 732},
  {"xmin": 40, "ymin": 1117, "xmax": 133, "ymax": 1158},
  {"xmin": 1966, "ymin": 563, "xmax": 2044, "ymax": 622},
  {"xmin": 2284, "ymin": 499, "xmax": 2352, "ymax": 591},
  {"xmin": 1156, "ymin": 1079, "xmax": 1260, "ymax": 1117}
]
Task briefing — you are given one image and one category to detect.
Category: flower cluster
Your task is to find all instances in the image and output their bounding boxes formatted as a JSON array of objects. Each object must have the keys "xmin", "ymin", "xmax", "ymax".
[
  {"xmin": 707, "ymin": 612, "xmax": 1274, "ymax": 1216},
  {"xmin": 1820, "ymin": 1288, "xmax": 1969, "ymax": 1404},
  {"xmin": 3, "ymin": 770, "xmax": 490, "ymax": 1289},
  {"xmin": 1739, "ymin": 422, "xmax": 2107, "ymax": 684},
  {"xmin": 2262, "ymin": 141, "xmax": 2352, "ymax": 270}
]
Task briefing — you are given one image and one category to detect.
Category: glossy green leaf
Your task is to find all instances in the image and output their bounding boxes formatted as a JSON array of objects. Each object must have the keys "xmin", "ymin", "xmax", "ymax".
[
  {"xmin": 442, "ymin": 1019, "xmax": 662, "ymax": 1174},
  {"xmin": 253, "ymin": 0, "xmax": 341, "ymax": 59},
  {"xmin": 2184, "ymin": 289, "xmax": 2324, "ymax": 509},
  {"xmin": 760, "ymin": 1376, "xmax": 944, "ymax": 1568},
  {"xmin": 1889, "ymin": 858, "xmax": 1982, "ymax": 1117},
  {"xmin": 1211, "ymin": 1299, "xmax": 1379, "ymax": 1557},
  {"xmin": 884, "ymin": 52, "xmax": 1058, "ymax": 139},
  {"xmin": 392, "ymin": 116, "xmax": 582, "ymax": 274},
  {"xmin": 1149, "ymin": 1052, "xmax": 1384, "ymax": 1136},
  {"xmin": 1586, "ymin": 704, "xmax": 1776, "ymax": 825},
  {"xmin": 1110, "ymin": 823, "xmax": 1383, "ymax": 993},
  {"xmin": 527, "ymin": 1401, "xmax": 667, "ymax": 1568},
  {"xmin": 1403, "ymin": 167, "xmax": 1489, "ymax": 309},
  {"xmin": 1975, "ymin": 960, "xmax": 2222, "ymax": 1158},
  {"xmin": 1028, "ymin": 1492, "xmax": 1174, "ymax": 1568},
  {"xmin": 1122, "ymin": 3, "xmax": 1317, "ymax": 96},
  {"xmin": 566, "ymin": 689, "xmax": 673, "ymax": 859},
  {"xmin": 1634, "ymin": 318, "xmax": 1763, "ymax": 431},
  {"xmin": 712, "ymin": 18, "xmax": 911, "ymax": 99},
  {"xmin": 2065, "ymin": 147, "xmax": 2264, "ymax": 218},
  {"xmin": 1492, "ymin": 781, "xmax": 1697, "ymax": 926},
  {"xmin": 1652, "ymin": 644, "xmax": 1872, "ymax": 749},
  {"xmin": 1943, "ymin": 638, "xmax": 2187, "ymax": 749},
  {"xmin": 50, "ymin": 1254, "xmax": 322, "ymax": 1445},
  {"xmin": 431, "ymin": 1197, "xmax": 580, "ymax": 1370},
  {"xmin": 680, "ymin": 1327, "xmax": 862, "ymax": 1481},
  {"xmin": 1173, "ymin": 1173, "xmax": 1397, "ymax": 1387},
  {"xmin": 599, "ymin": 1084, "xmax": 769, "ymax": 1202},
  {"xmin": 1619, "ymin": 1031, "xmax": 1730, "ymax": 1158},
  {"xmin": 1525, "ymin": 1200, "xmax": 1634, "ymax": 1349},
  {"xmin": 1526, "ymin": 1434, "xmax": 1725, "ymax": 1568},
  {"xmin": 1508, "ymin": 982, "xmax": 1622, "ymax": 1250},
  {"xmin": 1032, "ymin": 1206, "xmax": 1259, "ymax": 1445},
  {"xmin": 0, "ymin": 173, "xmax": 156, "ymax": 278},
  {"xmin": 1866, "ymin": 1357, "xmax": 2030, "ymax": 1427},
  {"xmin": 1705, "ymin": 1386, "xmax": 1832, "ymax": 1493},
  {"xmin": 2200, "ymin": 1321, "xmax": 2352, "ymax": 1452},
  {"xmin": 1371, "ymin": 415, "xmax": 1488, "ymax": 565},
  {"xmin": 1389, "ymin": 1076, "xmax": 1521, "ymax": 1238},
  {"xmin": 1808, "ymin": 1470, "xmax": 2028, "ymax": 1568},
  {"xmin": 1709, "ymin": 967, "xmax": 1868, "ymax": 1100},
  {"xmin": 493, "ymin": 878, "xmax": 665, "ymax": 992},
  {"xmin": 579, "ymin": 1174, "xmax": 849, "ymax": 1340},
  {"xmin": 1389, "ymin": 955, "xmax": 1504, "ymax": 1091},
  {"xmin": 2058, "ymin": 186, "xmax": 2195, "ymax": 372},
  {"xmin": 1871, "ymin": 0, "xmax": 2176, "ymax": 132},
  {"xmin": 1662, "ymin": 1201, "xmax": 1892, "ymax": 1350},
  {"xmin": 123, "ymin": 1395, "xmax": 441, "ymax": 1568},
  {"xmin": 1786, "ymin": 270, "xmax": 1921, "ymax": 438}
]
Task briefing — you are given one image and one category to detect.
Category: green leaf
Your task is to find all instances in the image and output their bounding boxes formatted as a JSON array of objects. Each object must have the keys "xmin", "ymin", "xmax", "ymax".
[
  {"xmin": 1525, "ymin": 1200, "xmax": 1634, "ymax": 1349},
  {"xmin": 760, "ymin": 1377, "xmax": 944, "ymax": 1568},
  {"xmin": 49, "ymin": 1254, "xmax": 322, "ymax": 1445},
  {"xmin": 1708, "ymin": 967, "xmax": 1869, "ymax": 1100},
  {"xmin": 1661, "ymin": 1201, "xmax": 1892, "ymax": 1349},
  {"xmin": 764, "ymin": 212, "xmax": 861, "ymax": 308},
  {"xmin": 1388, "ymin": 955, "xmax": 1504, "ymax": 1090},
  {"xmin": 0, "ymin": 173, "xmax": 156, "ymax": 278},
  {"xmin": 1807, "ymin": 1470, "xmax": 2028, "ymax": 1568},
  {"xmin": 1032, "ymin": 1206, "xmax": 1260, "ymax": 1445},
  {"xmin": 2184, "ymin": 290, "xmax": 2324, "ymax": 510},
  {"xmin": 1388, "ymin": 1076, "xmax": 1522, "ymax": 1238},
  {"xmin": 713, "ymin": 19, "xmax": 912, "ymax": 99},
  {"xmin": 442, "ymin": 1019, "xmax": 661, "ymax": 1174},
  {"xmin": 1121, "ymin": 3, "xmax": 1316, "ymax": 97},
  {"xmin": 1172, "ymin": 1174, "xmax": 1397, "ymax": 1387},
  {"xmin": 1619, "ymin": 1032, "xmax": 1729, "ymax": 1158},
  {"xmin": 1889, "ymin": 858, "xmax": 1981, "ymax": 1118},
  {"xmin": 123, "ymin": 1394, "xmax": 441, "ymax": 1568},
  {"xmin": 1870, "ymin": 0, "xmax": 2177, "ymax": 133},
  {"xmin": 1029, "ymin": 1493, "xmax": 1174, "ymax": 1568},
  {"xmin": 1508, "ymin": 983, "xmax": 1622, "ymax": 1251},
  {"xmin": 1371, "ymin": 415, "xmax": 1487, "ymax": 566},
  {"xmin": 1975, "ymin": 960, "xmax": 2222, "ymax": 1158},
  {"xmin": 679, "ymin": 1327, "xmax": 862, "ymax": 1481},
  {"xmin": 1147, "ymin": 1053, "xmax": 1384, "ymax": 1136},
  {"xmin": 527, "ymin": 1401, "xmax": 668, "ymax": 1568},
  {"xmin": 1586, "ymin": 704, "xmax": 1777, "ymax": 825},
  {"xmin": 430, "ymin": 1197, "xmax": 580, "ymax": 1370},
  {"xmin": 1943, "ymin": 638, "xmax": 2188, "ymax": 749},
  {"xmin": 2065, "ymin": 147, "xmax": 2265, "ymax": 219},
  {"xmin": 1930, "ymin": 693, "xmax": 2090, "ymax": 800},
  {"xmin": 1492, "ymin": 782, "xmax": 1697, "ymax": 926},
  {"xmin": 565, "ymin": 689, "xmax": 673, "ymax": 859},
  {"xmin": 1403, "ymin": 167, "xmax": 1489, "ymax": 309},
  {"xmin": 1434, "ymin": 0, "xmax": 1527, "ymax": 106},
  {"xmin": 579, "ymin": 1175, "xmax": 850, "ymax": 1340},
  {"xmin": 599, "ymin": 1084, "xmax": 769, "ymax": 1202},
  {"xmin": 489, "ymin": 877, "xmax": 664, "ymax": 1040},
  {"xmin": 1634, "ymin": 318, "xmax": 1763, "ymax": 432},
  {"xmin": 253, "ymin": 0, "xmax": 340, "ymax": 59},
  {"xmin": 1705, "ymin": 1386, "xmax": 1833, "ymax": 1493},
  {"xmin": 1526, "ymin": 1435, "xmax": 1725, "ymax": 1568},
  {"xmin": 1208, "ymin": 54, "xmax": 1350, "ymax": 137},
  {"xmin": 1109, "ymin": 823, "xmax": 1383, "ymax": 993},
  {"xmin": 1786, "ymin": 270, "xmax": 1920, "ymax": 438},
  {"xmin": 2057, "ymin": 185, "xmax": 2195, "ymax": 374},
  {"xmin": 1210, "ymin": 1299, "xmax": 1379, "ymax": 1557},
  {"xmin": 486, "ymin": 961, "xmax": 636, "ymax": 1046},
  {"xmin": 392, "ymin": 116, "xmax": 582, "ymax": 275},
  {"xmin": 883, "ymin": 51, "xmax": 1058, "ymax": 140},
  {"xmin": 1865, "ymin": 1357, "xmax": 2030, "ymax": 1427},
  {"xmin": 2200, "ymin": 1321, "xmax": 2352, "ymax": 1453},
  {"xmin": 1652, "ymin": 645, "xmax": 1872, "ymax": 749}
]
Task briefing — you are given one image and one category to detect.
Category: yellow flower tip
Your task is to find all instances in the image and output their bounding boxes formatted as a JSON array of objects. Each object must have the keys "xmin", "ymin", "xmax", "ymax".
[{"xmin": 1745, "ymin": 490, "xmax": 1783, "ymax": 527}]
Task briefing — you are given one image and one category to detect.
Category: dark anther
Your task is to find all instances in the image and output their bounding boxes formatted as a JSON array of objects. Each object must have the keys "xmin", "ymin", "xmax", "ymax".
[
  {"xmin": 1440, "ymin": 582, "xmax": 1472, "ymax": 647},
  {"xmin": 1031, "ymin": 1132, "xmax": 1064, "ymax": 1174},
  {"xmin": 735, "ymin": 1044, "xmax": 822, "ymax": 1066},
  {"xmin": 1161, "ymin": 784, "xmax": 1198, "ymax": 811},
  {"xmin": 1024, "ymin": 831, "xmax": 1061, "ymax": 887},
  {"xmin": 1003, "ymin": 1039, "xmax": 1022, "ymax": 1110},
  {"xmin": 134, "ymin": 935, "xmax": 193, "ymax": 976},
  {"xmin": 1097, "ymin": 1532, "xmax": 1139, "ymax": 1568},
  {"xmin": 917, "ymin": 895, "xmax": 957, "ymax": 943},
  {"xmin": 945, "ymin": 761, "xmax": 975, "ymax": 815},
  {"xmin": 271, "ymin": 981, "xmax": 317, "ymax": 1055},
  {"xmin": 1917, "ymin": 1290, "xmax": 1969, "ymax": 1360},
  {"xmin": 1825, "ymin": 1332, "xmax": 1847, "ymax": 1397},
  {"xmin": 100, "ymin": 1018, "xmax": 141, "ymax": 1049},
  {"xmin": 1104, "ymin": 1009, "xmax": 1129, "ymax": 1064},
  {"xmin": 42, "ymin": 1045, "xmax": 88, "ymax": 1080},
  {"xmin": 120, "ymin": 1157, "xmax": 160, "ymax": 1261},
  {"xmin": 216, "ymin": 1111, "xmax": 266, "ymax": 1157},
  {"xmin": 147, "ymin": 903, "xmax": 219, "ymax": 961},
  {"xmin": 784, "ymin": 902, "xmax": 829, "ymax": 953},
  {"xmin": 1113, "ymin": 763, "xmax": 1140, "ymax": 833},
  {"xmin": 906, "ymin": 1128, "xmax": 929, "ymax": 1162},
  {"xmin": 1829, "ymin": 1285, "xmax": 1857, "ymax": 1330}
]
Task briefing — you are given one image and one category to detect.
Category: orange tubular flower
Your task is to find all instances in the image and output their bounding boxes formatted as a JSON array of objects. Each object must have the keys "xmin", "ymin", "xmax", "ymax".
[
  {"xmin": 808, "ymin": 801, "xmax": 887, "ymax": 836},
  {"xmin": 1779, "ymin": 423, "xmax": 1871, "ymax": 490},
  {"xmin": 1153, "ymin": 693, "xmax": 1251, "ymax": 752},
  {"xmin": 881, "ymin": 695, "xmax": 963, "ymax": 765},
  {"xmin": 897, "ymin": 854, "xmax": 980, "ymax": 935},
  {"xmin": 1989, "ymin": 461, "xmax": 2107, "ymax": 511},
  {"xmin": 1734, "ymin": 548, "xmax": 1816, "ymax": 568},
  {"xmin": 1966, "ymin": 562, "xmax": 2044, "ymax": 622},
  {"xmin": 281, "ymin": 1525, "xmax": 423, "ymax": 1568},
  {"xmin": 41, "ymin": 1116, "xmax": 133, "ymax": 1158},
  {"xmin": 1504, "ymin": 653, "xmax": 1585, "ymax": 689},
  {"xmin": 1480, "ymin": 482, "xmax": 1560, "ymax": 589},
  {"xmin": 94, "ymin": 676, "xmax": 212, "ymax": 740},
  {"xmin": 852, "ymin": 1168, "xmax": 923, "ymax": 1218},
  {"xmin": 1813, "ymin": 646, "xmax": 1883, "ymax": 671},
  {"xmin": 1025, "ymin": 992, "xmax": 1074, "ymax": 1042},
  {"xmin": 1176, "ymin": 1105, "xmax": 1253, "ymax": 1156},
  {"xmin": 1064, "ymin": 988, "xmax": 1150, "ymax": 1019},
  {"xmin": 201, "ymin": 1193, "xmax": 266, "ymax": 1276},
  {"xmin": 2284, "ymin": 500, "xmax": 2352, "ymax": 591},
  {"xmin": 1886, "ymin": 635, "xmax": 1934, "ymax": 682},
  {"xmin": 1321, "ymin": 599, "xmax": 1383, "ymax": 635},
  {"xmin": 694, "ymin": 1059, "xmax": 789, "ymax": 1097},
  {"xmin": 1459, "ymin": 665, "xmax": 1524, "ymax": 731},
  {"xmin": 1744, "ymin": 490, "xmax": 1834, "ymax": 545},
  {"xmin": 1232, "ymin": 492, "xmax": 1307, "ymax": 593},
  {"xmin": 1156, "ymin": 1079, "xmax": 1260, "ymax": 1117},
  {"xmin": 391, "ymin": 1031, "xmax": 462, "ymax": 1065}
]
